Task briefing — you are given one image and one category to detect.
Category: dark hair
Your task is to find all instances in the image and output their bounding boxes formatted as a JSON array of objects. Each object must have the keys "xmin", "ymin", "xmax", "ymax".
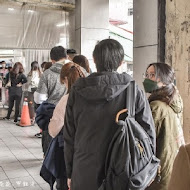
[
  {"xmin": 67, "ymin": 49, "xmax": 77, "ymax": 54},
  {"xmin": 28, "ymin": 61, "xmax": 41, "ymax": 76},
  {"xmin": 50, "ymin": 46, "xmax": 67, "ymax": 62},
  {"xmin": 67, "ymin": 49, "xmax": 77, "ymax": 61},
  {"xmin": 93, "ymin": 39, "xmax": 124, "ymax": 72},
  {"xmin": 44, "ymin": 62, "xmax": 52, "ymax": 71},
  {"xmin": 147, "ymin": 62, "xmax": 176, "ymax": 105},
  {"xmin": 60, "ymin": 62, "xmax": 85, "ymax": 93},
  {"xmin": 11, "ymin": 62, "xmax": 24, "ymax": 75},
  {"xmin": 41, "ymin": 62, "xmax": 46, "ymax": 69},
  {"xmin": 73, "ymin": 55, "xmax": 90, "ymax": 73}
]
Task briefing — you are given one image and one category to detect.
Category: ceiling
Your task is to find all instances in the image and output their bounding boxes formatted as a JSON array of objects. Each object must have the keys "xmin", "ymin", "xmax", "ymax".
[
  {"xmin": 0, "ymin": 1, "xmax": 73, "ymax": 49},
  {"xmin": 1, "ymin": 0, "xmax": 75, "ymax": 11}
]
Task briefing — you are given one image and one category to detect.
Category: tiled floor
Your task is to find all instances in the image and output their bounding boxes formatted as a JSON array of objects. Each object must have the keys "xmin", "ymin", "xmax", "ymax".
[{"xmin": 0, "ymin": 110, "xmax": 50, "ymax": 190}]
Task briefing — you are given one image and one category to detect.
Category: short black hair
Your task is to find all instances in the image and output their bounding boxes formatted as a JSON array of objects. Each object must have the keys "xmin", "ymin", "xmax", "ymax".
[
  {"xmin": 50, "ymin": 46, "xmax": 67, "ymax": 62},
  {"xmin": 67, "ymin": 49, "xmax": 77, "ymax": 54},
  {"xmin": 93, "ymin": 39, "xmax": 124, "ymax": 72}
]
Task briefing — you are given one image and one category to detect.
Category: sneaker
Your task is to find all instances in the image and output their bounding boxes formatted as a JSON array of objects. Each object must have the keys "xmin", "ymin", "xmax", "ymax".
[
  {"xmin": 3, "ymin": 117, "xmax": 10, "ymax": 120},
  {"xmin": 35, "ymin": 132, "xmax": 42, "ymax": 138},
  {"xmin": 14, "ymin": 119, "xmax": 18, "ymax": 123}
]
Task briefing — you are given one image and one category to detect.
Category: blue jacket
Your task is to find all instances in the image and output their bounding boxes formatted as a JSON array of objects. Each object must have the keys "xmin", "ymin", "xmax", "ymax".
[
  {"xmin": 40, "ymin": 133, "xmax": 67, "ymax": 190},
  {"xmin": 35, "ymin": 101, "xmax": 55, "ymax": 131}
]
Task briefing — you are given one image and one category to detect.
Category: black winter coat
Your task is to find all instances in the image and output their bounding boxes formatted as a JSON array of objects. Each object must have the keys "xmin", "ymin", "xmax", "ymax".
[{"xmin": 63, "ymin": 72, "xmax": 155, "ymax": 190}]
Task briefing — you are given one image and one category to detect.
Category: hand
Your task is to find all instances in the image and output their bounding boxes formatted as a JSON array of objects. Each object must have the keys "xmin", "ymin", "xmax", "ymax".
[
  {"xmin": 17, "ymin": 83, "xmax": 22, "ymax": 87},
  {"xmin": 67, "ymin": 178, "xmax": 71, "ymax": 190}
]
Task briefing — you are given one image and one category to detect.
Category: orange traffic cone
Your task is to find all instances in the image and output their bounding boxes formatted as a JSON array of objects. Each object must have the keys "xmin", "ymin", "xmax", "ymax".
[{"xmin": 19, "ymin": 98, "xmax": 31, "ymax": 127}]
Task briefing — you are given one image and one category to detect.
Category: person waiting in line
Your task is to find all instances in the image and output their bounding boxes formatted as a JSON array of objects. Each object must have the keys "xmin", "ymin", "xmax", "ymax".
[
  {"xmin": 63, "ymin": 39, "xmax": 156, "ymax": 190},
  {"xmin": 26, "ymin": 61, "xmax": 41, "ymax": 125},
  {"xmin": 73, "ymin": 55, "xmax": 91, "ymax": 74},
  {"xmin": 34, "ymin": 61, "xmax": 52, "ymax": 138},
  {"xmin": 3, "ymin": 62, "xmax": 27, "ymax": 123},
  {"xmin": 143, "ymin": 62, "xmax": 185, "ymax": 190},
  {"xmin": 34, "ymin": 46, "xmax": 68, "ymax": 190},
  {"xmin": 47, "ymin": 62, "xmax": 85, "ymax": 190},
  {"xmin": 49, "ymin": 62, "xmax": 86, "ymax": 138},
  {"xmin": 66, "ymin": 49, "xmax": 77, "ymax": 61}
]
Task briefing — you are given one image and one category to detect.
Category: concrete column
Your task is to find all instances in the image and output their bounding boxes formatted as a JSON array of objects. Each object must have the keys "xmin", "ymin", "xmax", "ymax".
[
  {"xmin": 165, "ymin": 0, "xmax": 190, "ymax": 142},
  {"xmin": 75, "ymin": 0, "xmax": 109, "ymax": 71},
  {"xmin": 133, "ymin": 0, "xmax": 158, "ymax": 88}
]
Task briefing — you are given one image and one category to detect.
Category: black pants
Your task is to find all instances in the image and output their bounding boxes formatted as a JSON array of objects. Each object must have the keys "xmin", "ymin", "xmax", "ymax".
[{"xmin": 7, "ymin": 94, "xmax": 21, "ymax": 121}]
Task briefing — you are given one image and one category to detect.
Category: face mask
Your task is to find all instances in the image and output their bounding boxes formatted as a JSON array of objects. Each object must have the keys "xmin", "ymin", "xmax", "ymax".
[{"xmin": 143, "ymin": 78, "xmax": 159, "ymax": 93}]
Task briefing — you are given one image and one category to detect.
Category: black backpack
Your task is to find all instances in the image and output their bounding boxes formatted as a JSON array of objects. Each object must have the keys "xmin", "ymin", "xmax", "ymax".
[{"xmin": 98, "ymin": 81, "xmax": 161, "ymax": 190}]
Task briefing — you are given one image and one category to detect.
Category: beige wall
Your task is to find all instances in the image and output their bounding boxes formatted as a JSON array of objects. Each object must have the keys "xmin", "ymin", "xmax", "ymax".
[{"xmin": 165, "ymin": 0, "xmax": 190, "ymax": 142}]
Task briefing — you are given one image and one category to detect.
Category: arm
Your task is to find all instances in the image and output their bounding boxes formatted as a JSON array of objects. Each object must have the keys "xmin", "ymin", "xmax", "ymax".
[
  {"xmin": 63, "ymin": 90, "xmax": 76, "ymax": 178},
  {"xmin": 34, "ymin": 73, "xmax": 48, "ymax": 104},
  {"xmin": 135, "ymin": 86, "xmax": 156, "ymax": 153},
  {"xmin": 21, "ymin": 74, "xmax": 27, "ymax": 84},
  {"xmin": 49, "ymin": 95, "xmax": 68, "ymax": 138}
]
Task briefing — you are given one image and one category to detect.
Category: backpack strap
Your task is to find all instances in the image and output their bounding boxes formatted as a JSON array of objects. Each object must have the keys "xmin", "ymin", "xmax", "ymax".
[{"xmin": 126, "ymin": 81, "xmax": 136, "ymax": 117}]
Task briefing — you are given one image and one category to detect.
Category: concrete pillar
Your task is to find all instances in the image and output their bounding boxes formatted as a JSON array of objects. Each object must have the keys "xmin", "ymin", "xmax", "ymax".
[
  {"xmin": 133, "ymin": 0, "xmax": 158, "ymax": 88},
  {"xmin": 165, "ymin": 0, "xmax": 190, "ymax": 142},
  {"xmin": 75, "ymin": 0, "xmax": 109, "ymax": 71}
]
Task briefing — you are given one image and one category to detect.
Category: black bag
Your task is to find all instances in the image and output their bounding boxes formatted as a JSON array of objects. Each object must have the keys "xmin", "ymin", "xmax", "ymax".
[{"xmin": 98, "ymin": 81, "xmax": 161, "ymax": 190}]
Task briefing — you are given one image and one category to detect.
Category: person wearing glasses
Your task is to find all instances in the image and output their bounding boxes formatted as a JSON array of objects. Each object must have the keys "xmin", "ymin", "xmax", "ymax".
[{"xmin": 143, "ymin": 62, "xmax": 185, "ymax": 190}]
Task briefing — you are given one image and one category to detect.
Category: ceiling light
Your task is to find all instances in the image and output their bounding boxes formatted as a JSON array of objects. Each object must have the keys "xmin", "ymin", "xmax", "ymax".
[
  {"xmin": 28, "ymin": 10, "xmax": 34, "ymax": 13},
  {"xmin": 56, "ymin": 23, "xmax": 65, "ymax": 27},
  {"xmin": 8, "ymin": 8, "xmax": 14, "ymax": 11}
]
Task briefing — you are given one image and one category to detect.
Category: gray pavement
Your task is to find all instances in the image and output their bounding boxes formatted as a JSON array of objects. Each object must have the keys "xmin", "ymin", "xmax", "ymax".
[{"xmin": 0, "ymin": 117, "xmax": 50, "ymax": 190}]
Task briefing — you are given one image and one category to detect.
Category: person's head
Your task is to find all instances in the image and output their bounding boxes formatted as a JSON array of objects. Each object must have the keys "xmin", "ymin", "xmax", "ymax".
[
  {"xmin": 31, "ymin": 61, "xmax": 39, "ymax": 71},
  {"xmin": 67, "ymin": 49, "xmax": 77, "ymax": 61},
  {"xmin": 73, "ymin": 55, "xmax": 90, "ymax": 73},
  {"xmin": 44, "ymin": 62, "xmax": 52, "ymax": 71},
  {"xmin": 50, "ymin": 46, "xmax": 67, "ymax": 63},
  {"xmin": 1, "ymin": 61, "xmax": 6, "ymax": 68},
  {"xmin": 12, "ymin": 62, "xmax": 24, "ymax": 75},
  {"xmin": 93, "ymin": 39, "xmax": 124, "ymax": 72},
  {"xmin": 7, "ymin": 66, "xmax": 12, "ymax": 72},
  {"xmin": 143, "ymin": 62, "xmax": 176, "ymax": 104},
  {"xmin": 41, "ymin": 62, "xmax": 46, "ymax": 71},
  {"xmin": 60, "ymin": 62, "xmax": 85, "ymax": 93}
]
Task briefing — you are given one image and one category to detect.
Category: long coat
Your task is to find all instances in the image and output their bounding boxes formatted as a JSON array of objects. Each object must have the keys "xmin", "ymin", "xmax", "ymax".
[
  {"xmin": 63, "ymin": 72, "xmax": 156, "ymax": 190},
  {"xmin": 146, "ymin": 93, "xmax": 184, "ymax": 190},
  {"xmin": 168, "ymin": 143, "xmax": 190, "ymax": 190}
]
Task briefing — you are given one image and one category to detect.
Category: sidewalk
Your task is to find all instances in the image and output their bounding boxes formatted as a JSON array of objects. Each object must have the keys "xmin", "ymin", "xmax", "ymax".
[{"xmin": 0, "ymin": 119, "xmax": 49, "ymax": 190}]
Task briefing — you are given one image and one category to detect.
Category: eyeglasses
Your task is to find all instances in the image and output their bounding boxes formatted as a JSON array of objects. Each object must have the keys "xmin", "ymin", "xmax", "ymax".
[{"xmin": 143, "ymin": 73, "xmax": 156, "ymax": 79}]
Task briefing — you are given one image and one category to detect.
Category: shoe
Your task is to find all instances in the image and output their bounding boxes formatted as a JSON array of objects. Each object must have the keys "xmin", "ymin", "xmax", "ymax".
[
  {"xmin": 14, "ymin": 119, "xmax": 18, "ymax": 123},
  {"xmin": 3, "ymin": 117, "xmax": 10, "ymax": 120},
  {"xmin": 34, "ymin": 132, "xmax": 42, "ymax": 138}
]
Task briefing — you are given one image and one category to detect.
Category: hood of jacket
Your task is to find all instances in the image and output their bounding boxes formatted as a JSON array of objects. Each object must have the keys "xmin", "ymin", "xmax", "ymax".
[
  {"xmin": 169, "ymin": 92, "xmax": 183, "ymax": 114},
  {"xmin": 49, "ymin": 62, "xmax": 65, "ymax": 74},
  {"xmin": 73, "ymin": 72, "xmax": 133, "ymax": 101}
]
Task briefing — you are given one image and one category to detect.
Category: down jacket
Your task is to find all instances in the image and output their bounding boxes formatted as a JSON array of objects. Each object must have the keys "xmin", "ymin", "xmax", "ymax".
[{"xmin": 63, "ymin": 71, "xmax": 156, "ymax": 190}]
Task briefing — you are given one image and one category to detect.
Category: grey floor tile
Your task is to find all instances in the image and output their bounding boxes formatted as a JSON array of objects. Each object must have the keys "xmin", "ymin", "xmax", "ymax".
[
  {"xmin": 2, "ymin": 162, "xmax": 24, "ymax": 171},
  {"xmin": 31, "ymin": 175, "xmax": 46, "ymax": 185},
  {"xmin": 0, "ymin": 171, "xmax": 8, "ymax": 180},
  {"xmin": 39, "ymin": 183, "xmax": 50, "ymax": 190},
  {"xmin": 25, "ymin": 166, "xmax": 41, "ymax": 176},
  {"xmin": 5, "ymin": 168, "xmax": 30, "ymax": 179}
]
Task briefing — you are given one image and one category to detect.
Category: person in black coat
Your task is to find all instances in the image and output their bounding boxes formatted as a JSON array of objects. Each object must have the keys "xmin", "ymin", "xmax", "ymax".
[
  {"xmin": 4, "ymin": 62, "xmax": 27, "ymax": 122},
  {"xmin": 63, "ymin": 39, "xmax": 156, "ymax": 190}
]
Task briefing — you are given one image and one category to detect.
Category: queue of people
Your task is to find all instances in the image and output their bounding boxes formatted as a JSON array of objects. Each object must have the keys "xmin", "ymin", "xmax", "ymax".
[{"xmin": 0, "ymin": 39, "xmax": 187, "ymax": 190}]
